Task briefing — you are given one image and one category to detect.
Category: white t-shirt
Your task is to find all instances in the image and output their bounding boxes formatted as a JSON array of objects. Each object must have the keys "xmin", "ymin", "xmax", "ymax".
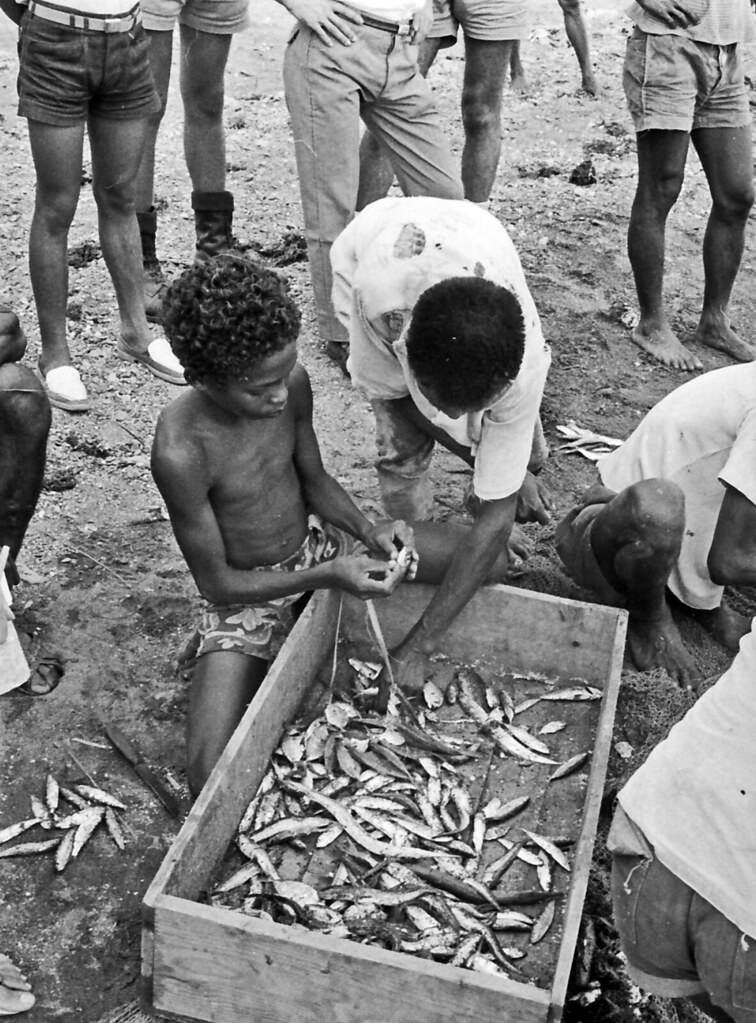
[
  {"xmin": 331, "ymin": 197, "xmax": 551, "ymax": 501},
  {"xmin": 598, "ymin": 363, "xmax": 756, "ymax": 609},
  {"xmin": 617, "ymin": 616, "xmax": 756, "ymax": 938},
  {"xmin": 343, "ymin": 0, "xmax": 426, "ymax": 21},
  {"xmin": 626, "ymin": 0, "xmax": 753, "ymax": 44}
]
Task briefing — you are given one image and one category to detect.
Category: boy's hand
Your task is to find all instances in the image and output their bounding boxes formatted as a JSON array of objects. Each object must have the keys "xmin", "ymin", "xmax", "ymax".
[
  {"xmin": 329, "ymin": 554, "xmax": 404, "ymax": 598},
  {"xmin": 362, "ymin": 520, "xmax": 419, "ymax": 580},
  {"xmin": 390, "ymin": 641, "xmax": 431, "ymax": 691},
  {"xmin": 284, "ymin": 0, "xmax": 363, "ymax": 44}
]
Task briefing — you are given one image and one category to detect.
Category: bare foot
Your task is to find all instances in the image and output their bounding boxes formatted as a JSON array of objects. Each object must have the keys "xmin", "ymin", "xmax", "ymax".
[
  {"xmin": 626, "ymin": 609, "xmax": 699, "ymax": 687},
  {"xmin": 0, "ymin": 954, "xmax": 35, "ymax": 1016},
  {"xmin": 690, "ymin": 602, "xmax": 750, "ymax": 653},
  {"xmin": 510, "ymin": 72, "xmax": 529, "ymax": 94},
  {"xmin": 581, "ymin": 73, "xmax": 599, "ymax": 96},
  {"xmin": 694, "ymin": 317, "xmax": 756, "ymax": 363},
  {"xmin": 630, "ymin": 322, "xmax": 703, "ymax": 371}
]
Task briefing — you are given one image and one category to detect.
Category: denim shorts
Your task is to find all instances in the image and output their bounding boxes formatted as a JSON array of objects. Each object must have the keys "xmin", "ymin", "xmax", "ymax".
[
  {"xmin": 429, "ymin": 0, "xmax": 527, "ymax": 45},
  {"xmin": 17, "ymin": 12, "xmax": 160, "ymax": 126},
  {"xmin": 623, "ymin": 27, "xmax": 750, "ymax": 132},
  {"xmin": 611, "ymin": 818, "xmax": 756, "ymax": 1020},
  {"xmin": 141, "ymin": 0, "xmax": 249, "ymax": 35}
]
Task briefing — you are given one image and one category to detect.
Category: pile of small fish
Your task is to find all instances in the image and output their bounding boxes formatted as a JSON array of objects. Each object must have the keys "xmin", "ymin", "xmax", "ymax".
[
  {"xmin": 212, "ymin": 665, "xmax": 600, "ymax": 978},
  {"xmin": 0, "ymin": 774, "xmax": 127, "ymax": 871}
]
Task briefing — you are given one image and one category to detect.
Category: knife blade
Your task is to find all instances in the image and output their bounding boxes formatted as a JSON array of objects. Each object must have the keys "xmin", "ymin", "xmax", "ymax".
[{"xmin": 104, "ymin": 724, "xmax": 182, "ymax": 818}]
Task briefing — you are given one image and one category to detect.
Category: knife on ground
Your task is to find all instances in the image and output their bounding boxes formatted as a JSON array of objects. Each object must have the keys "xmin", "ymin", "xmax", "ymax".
[{"xmin": 104, "ymin": 724, "xmax": 183, "ymax": 818}]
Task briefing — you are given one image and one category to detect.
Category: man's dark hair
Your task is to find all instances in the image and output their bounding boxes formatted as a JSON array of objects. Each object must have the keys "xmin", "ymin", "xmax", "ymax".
[
  {"xmin": 162, "ymin": 255, "xmax": 301, "ymax": 386},
  {"xmin": 406, "ymin": 277, "xmax": 525, "ymax": 409}
]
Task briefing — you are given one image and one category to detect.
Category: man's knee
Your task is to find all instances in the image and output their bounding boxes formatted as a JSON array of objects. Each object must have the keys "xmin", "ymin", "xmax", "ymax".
[
  {"xmin": 712, "ymin": 178, "xmax": 755, "ymax": 222},
  {"xmin": 621, "ymin": 479, "xmax": 685, "ymax": 551},
  {"xmin": 92, "ymin": 176, "xmax": 138, "ymax": 218},
  {"xmin": 461, "ymin": 92, "xmax": 501, "ymax": 136},
  {"xmin": 0, "ymin": 364, "xmax": 52, "ymax": 435}
]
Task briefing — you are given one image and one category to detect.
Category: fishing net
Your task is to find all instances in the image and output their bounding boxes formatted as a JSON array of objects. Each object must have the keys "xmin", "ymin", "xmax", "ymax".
[{"xmin": 92, "ymin": 1003, "xmax": 158, "ymax": 1023}]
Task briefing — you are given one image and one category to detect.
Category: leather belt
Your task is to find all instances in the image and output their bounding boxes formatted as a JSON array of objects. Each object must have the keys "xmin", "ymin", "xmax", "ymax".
[
  {"xmin": 359, "ymin": 13, "xmax": 412, "ymax": 37},
  {"xmin": 27, "ymin": 0, "xmax": 141, "ymax": 33}
]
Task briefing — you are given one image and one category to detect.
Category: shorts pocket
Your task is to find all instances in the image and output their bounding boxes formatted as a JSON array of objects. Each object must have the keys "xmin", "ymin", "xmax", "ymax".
[
  {"xmin": 612, "ymin": 853, "xmax": 654, "ymax": 946},
  {"xmin": 732, "ymin": 933, "xmax": 756, "ymax": 1011}
]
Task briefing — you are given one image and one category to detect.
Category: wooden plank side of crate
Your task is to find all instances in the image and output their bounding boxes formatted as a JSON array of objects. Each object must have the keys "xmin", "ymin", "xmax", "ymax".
[
  {"xmin": 342, "ymin": 583, "xmax": 625, "ymax": 683},
  {"xmin": 143, "ymin": 588, "xmax": 338, "ymax": 910},
  {"xmin": 150, "ymin": 895, "xmax": 551, "ymax": 1023},
  {"xmin": 547, "ymin": 611, "xmax": 627, "ymax": 1022}
]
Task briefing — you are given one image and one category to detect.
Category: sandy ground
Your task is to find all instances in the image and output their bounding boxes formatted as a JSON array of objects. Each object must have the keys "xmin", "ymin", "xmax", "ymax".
[{"xmin": 1, "ymin": 1, "xmax": 755, "ymax": 1019}]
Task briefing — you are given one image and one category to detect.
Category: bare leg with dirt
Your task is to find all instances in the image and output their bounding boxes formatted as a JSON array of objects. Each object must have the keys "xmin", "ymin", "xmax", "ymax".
[
  {"xmin": 187, "ymin": 650, "xmax": 268, "ymax": 797},
  {"xmin": 627, "ymin": 129, "xmax": 704, "ymax": 371},
  {"xmin": 459, "ymin": 38, "xmax": 513, "ymax": 202},
  {"xmin": 690, "ymin": 124, "xmax": 755, "ymax": 362},
  {"xmin": 562, "ymin": 479, "xmax": 698, "ymax": 685},
  {"xmin": 557, "ymin": 0, "xmax": 597, "ymax": 95}
]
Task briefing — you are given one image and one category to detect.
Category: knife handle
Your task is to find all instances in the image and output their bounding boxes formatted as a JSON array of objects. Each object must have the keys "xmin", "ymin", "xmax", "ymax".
[{"xmin": 105, "ymin": 724, "xmax": 143, "ymax": 766}]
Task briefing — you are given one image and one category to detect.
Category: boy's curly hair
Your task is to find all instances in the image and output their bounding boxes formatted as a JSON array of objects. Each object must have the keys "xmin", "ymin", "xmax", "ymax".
[
  {"xmin": 406, "ymin": 277, "xmax": 525, "ymax": 410},
  {"xmin": 162, "ymin": 255, "xmax": 301, "ymax": 386}
]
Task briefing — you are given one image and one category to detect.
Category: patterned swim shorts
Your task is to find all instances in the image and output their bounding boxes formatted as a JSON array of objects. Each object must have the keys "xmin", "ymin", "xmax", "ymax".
[{"xmin": 196, "ymin": 516, "xmax": 344, "ymax": 663}]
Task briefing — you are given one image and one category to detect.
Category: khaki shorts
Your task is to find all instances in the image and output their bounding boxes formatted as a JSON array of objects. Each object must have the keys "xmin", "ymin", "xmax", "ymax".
[
  {"xmin": 428, "ymin": 0, "xmax": 527, "ymax": 45},
  {"xmin": 141, "ymin": 0, "xmax": 249, "ymax": 35},
  {"xmin": 623, "ymin": 27, "xmax": 750, "ymax": 133},
  {"xmin": 610, "ymin": 807, "xmax": 756, "ymax": 1021}
]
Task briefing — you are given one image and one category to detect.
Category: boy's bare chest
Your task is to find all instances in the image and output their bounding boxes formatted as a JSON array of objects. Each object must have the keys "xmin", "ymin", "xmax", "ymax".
[{"xmin": 205, "ymin": 416, "xmax": 296, "ymax": 497}]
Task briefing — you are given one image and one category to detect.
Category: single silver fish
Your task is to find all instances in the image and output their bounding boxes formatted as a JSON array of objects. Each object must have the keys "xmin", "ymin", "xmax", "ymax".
[
  {"xmin": 0, "ymin": 838, "xmax": 59, "ymax": 859},
  {"xmin": 530, "ymin": 900, "xmax": 556, "ymax": 944},
  {"xmin": 54, "ymin": 830, "xmax": 76, "ymax": 872},
  {"xmin": 0, "ymin": 818, "xmax": 41, "ymax": 847},
  {"xmin": 71, "ymin": 807, "xmax": 106, "ymax": 858},
  {"xmin": 104, "ymin": 808, "xmax": 126, "ymax": 851},
  {"xmin": 45, "ymin": 773, "xmax": 60, "ymax": 815},
  {"xmin": 549, "ymin": 751, "xmax": 591, "ymax": 783},
  {"xmin": 521, "ymin": 829, "xmax": 572, "ymax": 873},
  {"xmin": 73, "ymin": 784, "xmax": 127, "ymax": 811}
]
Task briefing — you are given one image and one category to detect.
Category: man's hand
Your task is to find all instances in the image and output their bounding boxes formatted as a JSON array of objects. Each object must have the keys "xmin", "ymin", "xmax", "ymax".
[
  {"xmin": 409, "ymin": 0, "xmax": 433, "ymax": 42},
  {"xmin": 390, "ymin": 641, "xmax": 431, "ymax": 692},
  {"xmin": 283, "ymin": 0, "xmax": 363, "ymax": 44},
  {"xmin": 516, "ymin": 471, "xmax": 552, "ymax": 524},
  {"xmin": 508, "ymin": 523, "xmax": 532, "ymax": 571},
  {"xmin": 329, "ymin": 553, "xmax": 405, "ymax": 597},
  {"xmin": 634, "ymin": 0, "xmax": 708, "ymax": 27},
  {"xmin": 362, "ymin": 519, "xmax": 419, "ymax": 580}
]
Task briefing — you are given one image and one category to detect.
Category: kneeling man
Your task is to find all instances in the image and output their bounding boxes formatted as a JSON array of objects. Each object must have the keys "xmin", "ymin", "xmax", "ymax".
[{"xmin": 556, "ymin": 363, "xmax": 756, "ymax": 685}]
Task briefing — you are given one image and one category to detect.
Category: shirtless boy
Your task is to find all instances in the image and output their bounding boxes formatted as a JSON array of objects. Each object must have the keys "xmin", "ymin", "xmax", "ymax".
[
  {"xmin": 151, "ymin": 256, "xmax": 424, "ymax": 794},
  {"xmin": 555, "ymin": 363, "xmax": 756, "ymax": 688}
]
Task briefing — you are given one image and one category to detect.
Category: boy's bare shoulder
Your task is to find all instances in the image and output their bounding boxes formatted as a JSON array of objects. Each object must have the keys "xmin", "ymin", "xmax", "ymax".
[{"xmin": 152, "ymin": 391, "xmax": 210, "ymax": 475}]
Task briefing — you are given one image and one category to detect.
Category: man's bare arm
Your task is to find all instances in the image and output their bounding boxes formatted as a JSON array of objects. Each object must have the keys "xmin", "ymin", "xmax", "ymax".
[
  {"xmin": 396, "ymin": 492, "xmax": 517, "ymax": 655},
  {"xmin": 275, "ymin": 0, "xmax": 363, "ymax": 45},
  {"xmin": 708, "ymin": 485, "xmax": 756, "ymax": 586}
]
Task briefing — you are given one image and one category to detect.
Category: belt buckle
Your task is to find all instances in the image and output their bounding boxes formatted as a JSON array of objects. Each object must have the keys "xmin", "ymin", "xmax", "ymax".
[
  {"xmin": 102, "ymin": 16, "xmax": 121, "ymax": 31},
  {"xmin": 397, "ymin": 21, "xmax": 411, "ymax": 37}
]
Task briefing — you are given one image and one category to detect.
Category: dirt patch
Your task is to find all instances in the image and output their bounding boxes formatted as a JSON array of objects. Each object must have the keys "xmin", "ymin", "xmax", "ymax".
[{"xmin": 1, "ymin": 2, "xmax": 755, "ymax": 1020}]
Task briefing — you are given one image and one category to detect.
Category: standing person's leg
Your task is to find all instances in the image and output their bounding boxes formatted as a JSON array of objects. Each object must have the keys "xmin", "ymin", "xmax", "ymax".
[
  {"xmin": 134, "ymin": 29, "xmax": 174, "ymax": 320},
  {"xmin": 509, "ymin": 40, "xmax": 527, "ymax": 92},
  {"xmin": 180, "ymin": 26, "xmax": 240, "ymax": 260},
  {"xmin": 88, "ymin": 114, "xmax": 185, "ymax": 383},
  {"xmin": 372, "ymin": 399, "xmax": 436, "ymax": 520},
  {"xmin": 691, "ymin": 125, "xmax": 755, "ymax": 361},
  {"xmin": 357, "ymin": 37, "xmax": 442, "ymax": 209},
  {"xmin": 283, "ymin": 26, "xmax": 366, "ymax": 365},
  {"xmin": 459, "ymin": 38, "xmax": 513, "ymax": 202},
  {"xmin": 556, "ymin": 0, "xmax": 597, "ymax": 95},
  {"xmin": 626, "ymin": 130, "xmax": 700, "ymax": 370},
  {"xmin": 361, "ymin": 36, "xmax": 462, "ymax": 202},
  {"xmin": 27, "ymin": 120, "xmax": 90, "ymax": 409}
]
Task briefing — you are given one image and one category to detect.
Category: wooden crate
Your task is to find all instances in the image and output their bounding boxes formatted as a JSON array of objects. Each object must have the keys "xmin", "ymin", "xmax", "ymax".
[{"xmin": 142, "ymin": 583, "xmax": 626, "ymax": 1023}]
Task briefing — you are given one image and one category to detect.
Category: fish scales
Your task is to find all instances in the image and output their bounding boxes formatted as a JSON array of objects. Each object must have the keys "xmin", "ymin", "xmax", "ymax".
[
  {"xmin": 0, "ymin": 818, "xmax": 41, "ymax": 846},
  {"xmin": 0, "ymin": 838, "xmax": 60, "ymax": 859}
]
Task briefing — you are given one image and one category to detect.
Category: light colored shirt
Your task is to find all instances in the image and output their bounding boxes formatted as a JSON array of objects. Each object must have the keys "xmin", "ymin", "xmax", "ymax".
[
  {"xmin": 598, "ymin": 363, "xmax": 756, "ymax": 609},
  {"xmin": 331, "ymin": 197, "xmax": 551, "ymax": 501},
  {"xmin": 616, "ymin": 616, "xmax": 756, "ymax": 938},
  {"xmin": 626, "ymin": 0, "xmax": 753, "ymax": 45}
]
